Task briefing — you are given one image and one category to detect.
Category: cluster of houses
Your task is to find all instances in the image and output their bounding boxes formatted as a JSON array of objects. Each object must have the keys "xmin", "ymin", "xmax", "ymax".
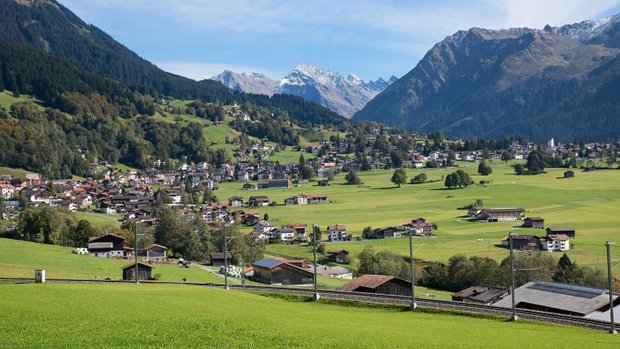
[
  {"xmin": 363, "ymin": 218, "xmax": 437, "ymax": 239},
  {"xmin": 250, "ymin": 223, "xmax": 351, "ymax": 243},
  {"xmin": 86, "ymin": 233, "xmax": 169, "ymax": 263},
  {"xmin": 501, "ymin": 218, "xmax": 576, "ymax": 252}
]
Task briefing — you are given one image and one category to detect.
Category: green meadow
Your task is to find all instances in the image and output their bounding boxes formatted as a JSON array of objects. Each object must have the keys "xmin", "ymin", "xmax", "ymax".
[
  {"xmin": 0, "ymin": 238, "xmax": 223, "ymax": 283},
  {"xmin": 0, "ymin": 283, "xmax": 618, "ymax": 348},
  {"xmin": 215, "ymin": 161, "xmax": 620, "ymax": 268}
]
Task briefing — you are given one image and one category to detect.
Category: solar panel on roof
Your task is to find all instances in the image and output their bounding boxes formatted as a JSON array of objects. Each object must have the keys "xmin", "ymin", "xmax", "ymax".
[{"xmin": 253, "ymin": 259, "xmax": 281, "ymax": 269}]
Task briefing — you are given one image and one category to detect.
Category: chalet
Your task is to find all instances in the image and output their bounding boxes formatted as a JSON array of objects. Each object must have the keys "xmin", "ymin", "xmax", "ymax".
[
  {"xmin": 209, "ymin": 252, "xmax": 233, "ymax": 267},
  {"xmin": 398, "ymin": 218, "xmax": 435, "ymax": 236},
  {"xmin": 146, "ymin": 244, "xmax": 168, "ymax": 263},
  {"xmin": 542, "ymin": 234, "xmax": 570, "ymax": 252},
  {"xmin": 474, "ymin": 208, "xmax": 526, "ymax": 222},
  {"xmin": 252, "ymin": 259, "xmax": 314, "ymax": 285},
  {"xmin": 99, "ymin": 201, "xmax": 117, "ymax": 215},
  {"xmin": 564, "ymin": 170, "xmax": 575, "ymax": 178},
  {"xmin": 339, "ymin": 274, "xmax": 412, "ymax": 296},
  {"xmin": 327, "ymin": 224, "xmax": 347, "ymax": 242},
  {"xmin": 493, "ymin": 281, "xmax": 619, "ymax": 317},
  {"xmin": 500, "ymin": 235, "xmax": 541, "ymax": 250},
  {"xmin": 522, "ymin": 217, "xmax": 545, "ymax": 229},
  {"xmin": 327, "ymin": 250, "xmax": 350, "ymax": 263},
  {"xmin": 253, "ymin": 221, "xmax": 276, "ymax": 234},
  {"xmin": 88, "ymin": 233, "xmax": 127, "ymax": 258},
  {"xmin": 248, "ymin": 196, "xmax": 270, "ymax": 207},
  {"xmin": 257, "ymin": 179, "xmax": 292, "ymax": 189},
  {"xmin": 0, "ymin": 183, "xmax": 15, "ymax": 199},
  {"xmin": 271, "ymin": 227, "xmax": 297, "ymax": 242},
  {"xmin": 370, "ymin": 227, "xmax": 403, "ymax": 239},
  {"xmin": 452, "ymin": 286, "xmax": 508, "ymax": 304},
  {"xmin": 122, "ymin": 262, "xmax": 153, "ymax": 281},
  {"xmin": 286, "ymin": 223, "xmax": 307, "ymax": 236},
  {"xmin": 546, "ymin": 226, "xmax": 576, "ymax": 238},
  {"xmin": 284, "ymin": 195, "xmax": 308, "ymax": 205},
  {"xmin": 228, "ymin": 196, "xmax": 244, "ymax": 207}
]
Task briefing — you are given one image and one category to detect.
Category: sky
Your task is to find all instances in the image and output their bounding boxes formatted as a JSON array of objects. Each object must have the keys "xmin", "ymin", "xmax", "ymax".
[{"xmin": 59, "ymin": 0, "xmax": 620, "ymax": 81}]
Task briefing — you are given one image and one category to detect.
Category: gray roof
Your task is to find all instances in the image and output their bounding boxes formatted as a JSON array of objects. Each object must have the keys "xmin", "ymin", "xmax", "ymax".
[
  {"xmin": 492, "ymin": 281, "xmax": 618, "ymax": 316},
  {"xmin": 253, "ymin": 259, "xmax": 282, "ymax": 269}
]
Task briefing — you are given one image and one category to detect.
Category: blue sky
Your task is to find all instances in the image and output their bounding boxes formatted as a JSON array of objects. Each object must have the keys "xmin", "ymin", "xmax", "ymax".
[{"xmin": 59, "ymin": 0, "xmax": 620, "ymax": 81}]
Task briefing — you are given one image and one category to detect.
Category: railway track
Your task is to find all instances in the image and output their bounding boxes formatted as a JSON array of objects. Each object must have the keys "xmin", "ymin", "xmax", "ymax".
[{"xmin": 0, "ymin": 277, "xmax": 613, "ymax": 331}]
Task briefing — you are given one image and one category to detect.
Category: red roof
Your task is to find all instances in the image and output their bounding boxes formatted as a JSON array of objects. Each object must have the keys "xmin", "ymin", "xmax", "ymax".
[
  {"xmin": 339, "ymin": 274, "xmax": 403, "ymax": 292},
  {"xmin": 546, "ymin": 234, "xmax": 570, "ymax": 241}
]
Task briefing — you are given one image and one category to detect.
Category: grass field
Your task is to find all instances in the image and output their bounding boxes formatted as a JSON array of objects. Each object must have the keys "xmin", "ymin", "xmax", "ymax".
[
  {"xmin": 0, "ymin": 91, "xmax": 45, "ymax": 110},
  {"xmin": 0, "ymin": 283, "xmax": 618, "ymax": 348},
  {"xmin": 0, "ymin": 238, "xmax": 224, "ymax": 283},
  {"xmin": 73, "ymin": 211, "xmax": 121, "ymax": 229},
  {"xmin": 214, "ymin": 161, "xmax": 620, "ymax": 268},
  {"xmin": 0, "ymin": 166, "xmax": 31, "ymax": 178}
]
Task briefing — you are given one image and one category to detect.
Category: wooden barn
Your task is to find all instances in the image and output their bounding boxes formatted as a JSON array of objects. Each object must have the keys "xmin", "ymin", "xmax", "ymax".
[
  {"xmin": 522, "ymin": 217, "xmax": 545, "ymax": 229},
  {"xmin": 339, "ymin": 274, "xmax": 412, "ymax": 296},
  {"xmin": 252, "ymin": 259, "xmax": 313, "ymax": 285},
  {"xmin": 122, "ymin": 262, "xmax": 153, "ymax": 281}
]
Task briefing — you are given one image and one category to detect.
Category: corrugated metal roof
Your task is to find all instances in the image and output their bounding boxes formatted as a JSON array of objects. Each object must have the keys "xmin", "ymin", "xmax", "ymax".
[{"xmin": 493, "ymin": 281, "xmax": 617, "ymax": 316}]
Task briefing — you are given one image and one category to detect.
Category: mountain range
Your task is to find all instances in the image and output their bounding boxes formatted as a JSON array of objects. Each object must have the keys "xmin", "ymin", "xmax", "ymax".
[
  {"xmin": 354, "ymin": 13, "xmax": 620, "ymax": 141},
  {"xmin": 211, "ymin": 65, "xmax": 397, "ymax": 118}
]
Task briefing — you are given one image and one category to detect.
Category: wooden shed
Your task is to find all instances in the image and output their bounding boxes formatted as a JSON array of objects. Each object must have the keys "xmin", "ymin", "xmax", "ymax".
[
  {"xmin": 122, "ymin": 262, "xmax": 153, "ymax": 281},
  {"xmin": 339, "ymin": 274, "xmax": 412, "ymax": 296},
  {"xmin": 252, "ymin": 259, "xmax": 314, "ymax": 285}
]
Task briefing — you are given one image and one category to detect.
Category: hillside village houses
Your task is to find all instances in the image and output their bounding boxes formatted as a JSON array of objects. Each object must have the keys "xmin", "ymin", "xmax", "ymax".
[{"xmin": 0, "ymin": 137, "xmax": 613, "ymax": 253}]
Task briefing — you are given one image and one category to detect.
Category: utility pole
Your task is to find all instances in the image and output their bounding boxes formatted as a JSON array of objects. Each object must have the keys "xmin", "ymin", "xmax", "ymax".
[
  {"xmin": 133, "ymin": 223, "xmax": 144, "ymax": 284},
  {"xmin": 312, "ymin": 224, "xmax": 320, "ymax": 301},
  {"xmin": 606, "ymin": 241, "xmax": 617, "ymax": 334},
  {"xmin": 224, "ymin": 223, "xmax": 229, "ymax": 290},
  {"xmin": 409, "ymin": 230, "xmax": 417, "ymax": 310},
  {"xmin": 509, "ymin": 233, "xmax": 518, "ymax": 321}
]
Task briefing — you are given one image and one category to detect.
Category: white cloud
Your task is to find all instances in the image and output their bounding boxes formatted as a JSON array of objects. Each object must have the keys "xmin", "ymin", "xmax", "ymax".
[
  {"xmin": 154, "ymin": 61, "xmax": 281, "ymax": 80},
  {"xmin": 493, "ymin": 0, "xmax": 620, "ymax": 28}
]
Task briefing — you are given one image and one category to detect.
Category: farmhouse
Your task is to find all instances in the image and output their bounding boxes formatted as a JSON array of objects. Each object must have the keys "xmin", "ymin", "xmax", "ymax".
[
  {"xmin": 271, "ymin": 227, "xmax": 297, "ymax": 242},
  {"xmin": 339, "ymin": 274, "xmax": 412, "ymax": 296},
  {"xmin": 122, "ymin": 261, "xmax": 153, "ymax": 281},
  {"xmin": 257, "ymin": 179, "xmax": 292, "ymax": 189},
  {"xmin": 252, "ymin": 259, "xmax": 314, "ymax": 285},
  {"xmin": 500, "ymin": 235, "xmax": 541, "ymax": 250},
  {"xmin": 284, "ymin": 195, "xmax": 308, "ymax": 205},
  {"xmin": 546, "ymin": 226, "xmax": 576, "ymax": 238},
  {"xmin": 522, "ymin": 217, "xmax": 545, "ymax": 229},
  {"xmin": 327, "ymin": 250, "xmax": 349, "ymax": 263},
  {"xmin": 452, "ymin": 286, "xmax": 508, "ymax": 304},
  {"xmin": 474, "ymin": 208, "xmax": 526, "ymax": 222},
  {"xmin": 286, "ymin": 223, "xmax": 307, "ymax": 236},
  {"xmin": 542, "ymin": 234, "xmax": 570, "ymax": 252},
  {"xmin": 145, "ymin": 244, "xmax": 168, "ymax": 263},
  {"xmin": 492, "ymin": 281, "xmax": 619, "ymax": 317},
  {"xmin": 327, "ymin": 224, "xmax": 347, "ymax": 242},
  {"xmin": 88, "ymin": 233, "xmax": 128, "ymax": 258},
  {"xmin": 228, "ymin": 196, "xmax": 244, "ymax": 207},
  {"xmin": 248, "ymin": 196, "xmax": 270, "ymax": 207}
]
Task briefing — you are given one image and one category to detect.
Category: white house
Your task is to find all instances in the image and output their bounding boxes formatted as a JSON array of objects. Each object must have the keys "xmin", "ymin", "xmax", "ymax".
[
  {"xmin": 542, "ymin": 234, "xmax": 570, "ymax": 251},
  {"xmin": 284, "ymin": 195, "xmax": 308, "ymax": 205},
  {"xmin": 327, "ymin": 224, "xmax": 347, "ymax": 242},
  {"xmin": 253, "ymin": 221, "xmax": 276, "ymax": 235}
]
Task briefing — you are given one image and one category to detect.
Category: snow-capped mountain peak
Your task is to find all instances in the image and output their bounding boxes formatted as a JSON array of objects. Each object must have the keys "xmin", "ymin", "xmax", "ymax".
[{"xmin": 211, "ymin": 64, "xmax": 397, "ymax": 118}]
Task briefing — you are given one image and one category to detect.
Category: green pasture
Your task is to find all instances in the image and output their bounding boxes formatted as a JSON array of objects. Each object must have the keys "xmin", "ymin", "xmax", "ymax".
[
  {"xmin": 0, "ymin": 283, "xmax": 617, "ymax": 348},
  {"xmin": 0, "ymin": 238, "xmax": 222, "ymax": 283},
  {"xmin": 214, "ymin": 161, "xmax": 620, "ymax": 268}
]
